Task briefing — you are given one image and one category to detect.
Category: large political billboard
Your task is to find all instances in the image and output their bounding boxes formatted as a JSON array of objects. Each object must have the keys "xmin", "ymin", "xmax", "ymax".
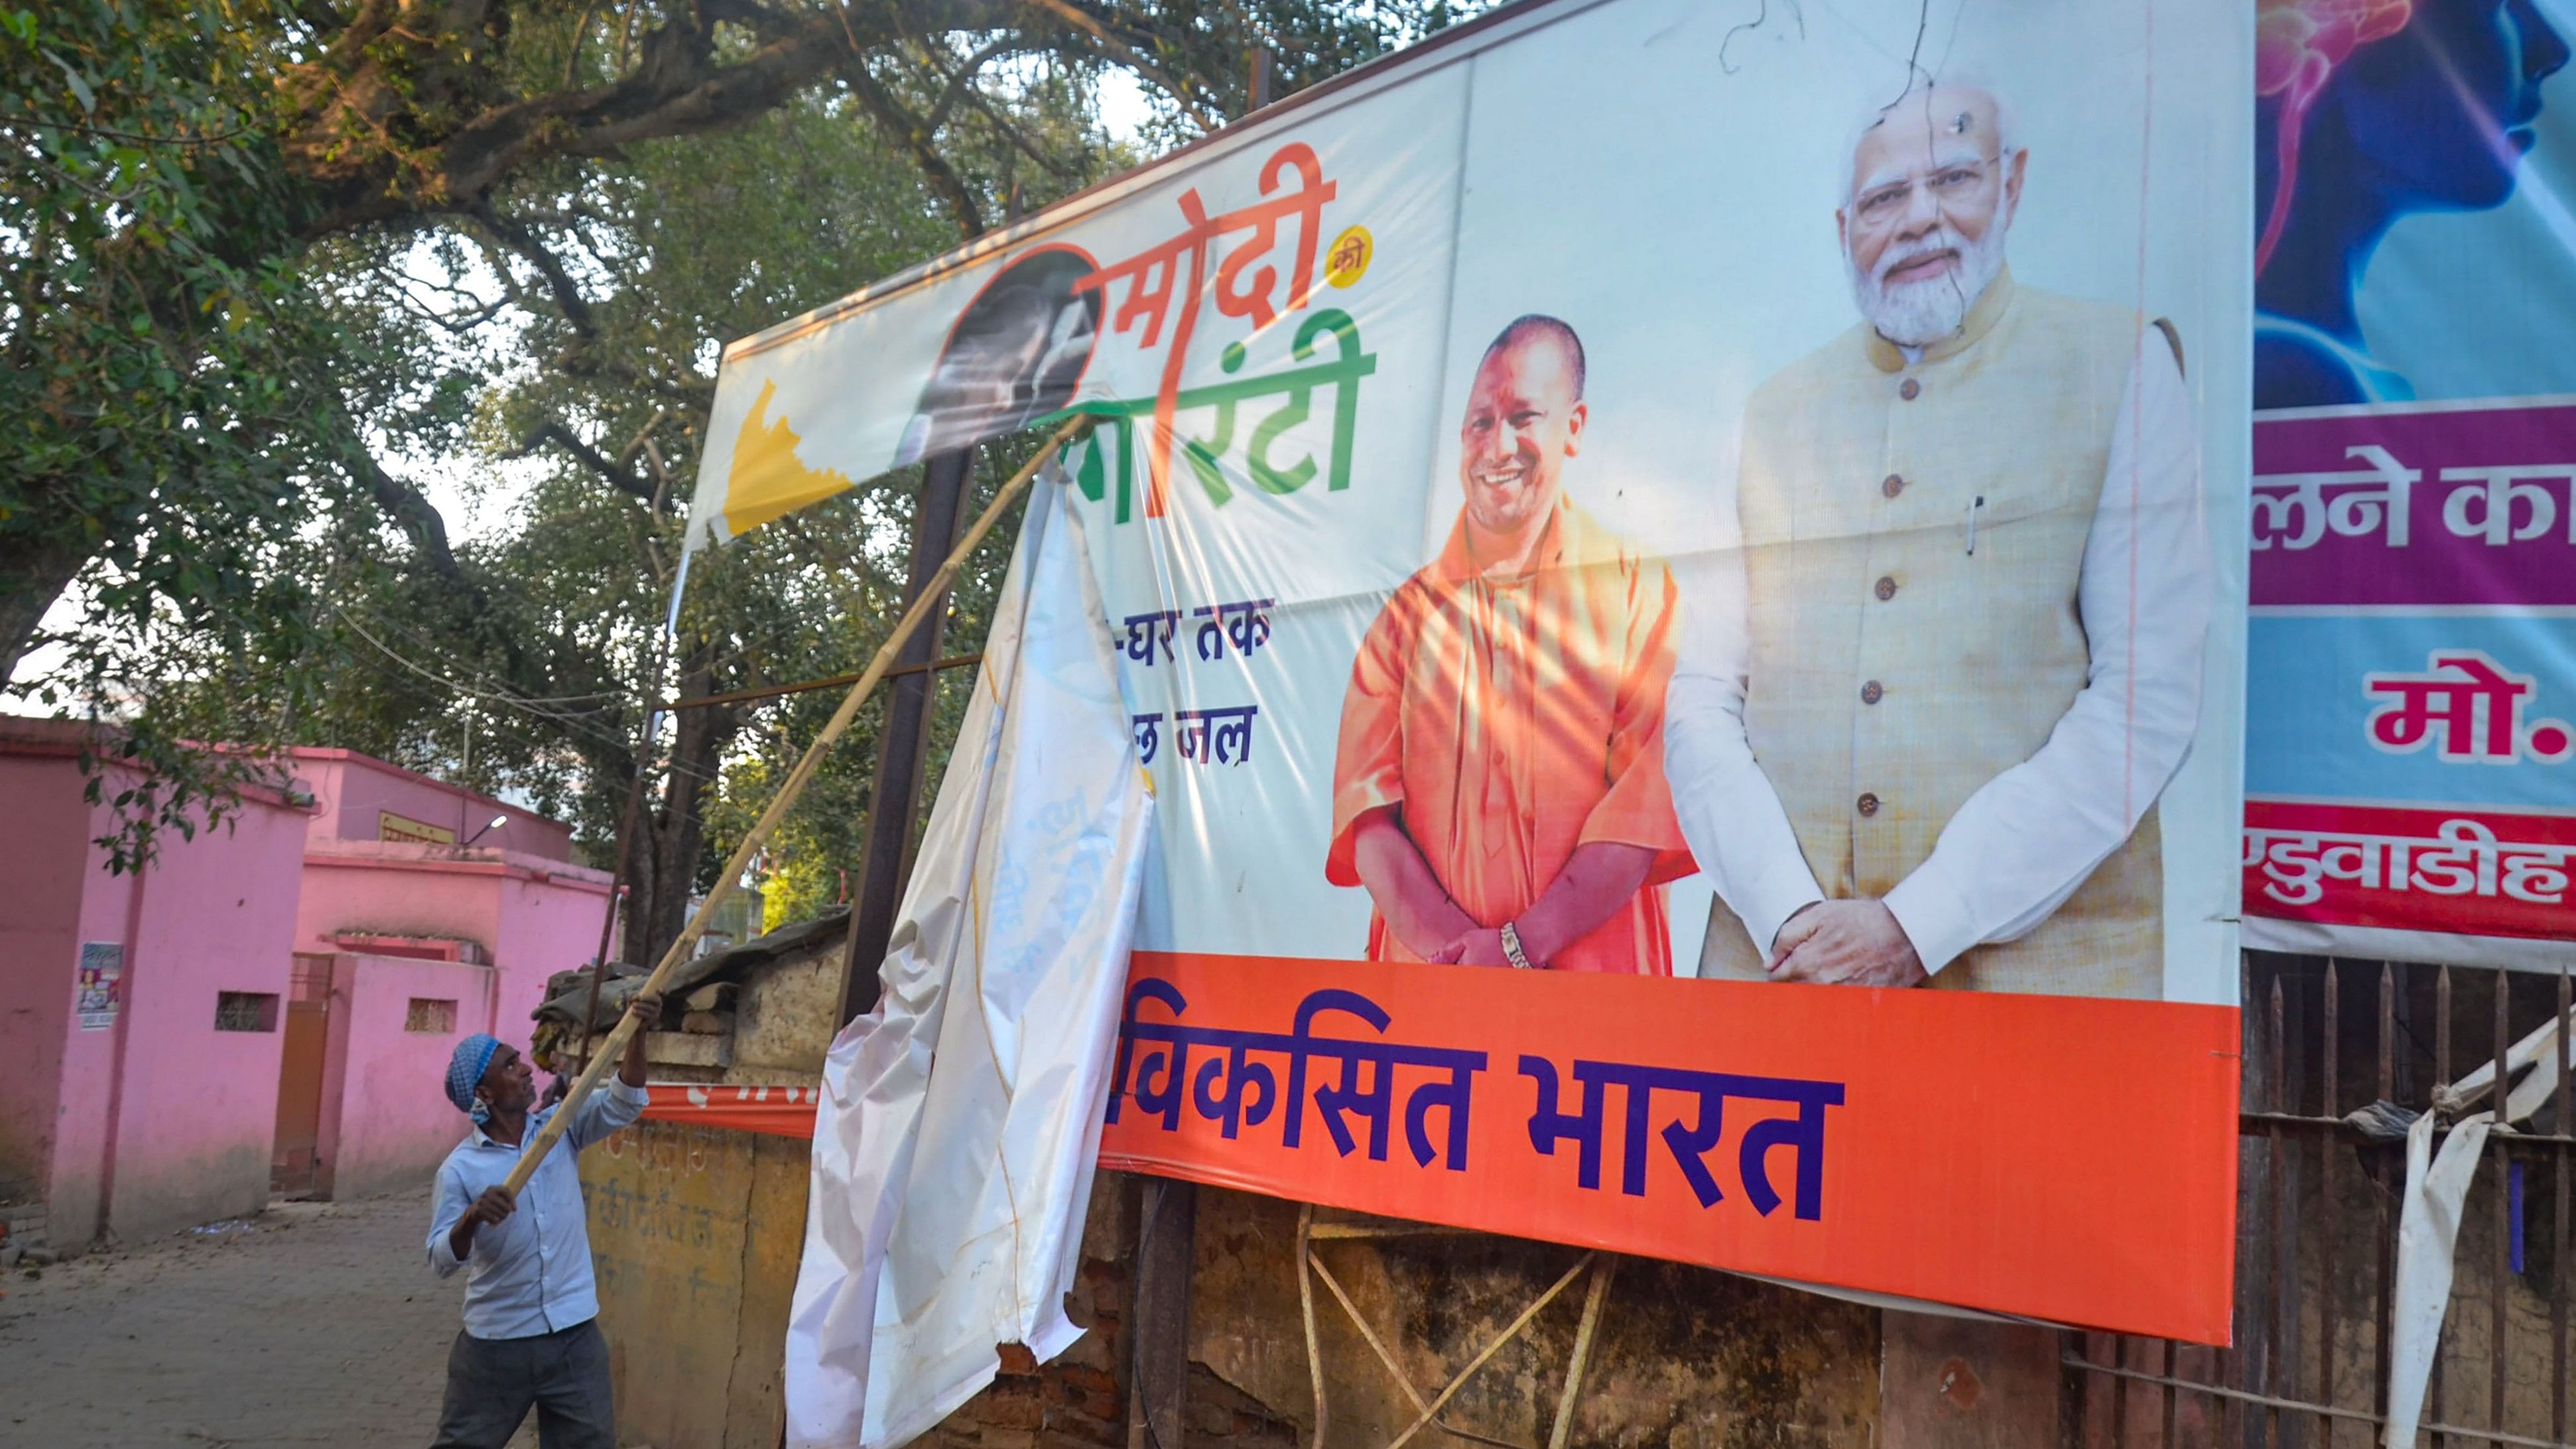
[
  {"xmin": 693, "ymin": 0, "xmax": 2252, "ymax": 1342},
  {"xmin": 2242, "ymin": 0, "xmax": 2576, "ymax": 970}
]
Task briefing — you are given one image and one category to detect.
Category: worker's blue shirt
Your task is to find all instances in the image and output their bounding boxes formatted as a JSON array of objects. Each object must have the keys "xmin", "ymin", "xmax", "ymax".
[{"xmin": 426, "ymin": 1078, "xmax": 648, "ymax": 1340}]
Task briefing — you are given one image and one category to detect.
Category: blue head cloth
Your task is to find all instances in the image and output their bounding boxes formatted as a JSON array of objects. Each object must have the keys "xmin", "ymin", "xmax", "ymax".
[{"xmin": 446, "ymin": 1033, "xmax": 503, "ymax": 1122}]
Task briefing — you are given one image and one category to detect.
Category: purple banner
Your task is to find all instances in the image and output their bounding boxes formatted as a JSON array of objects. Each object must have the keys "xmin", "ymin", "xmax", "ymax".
[{"xmin": 2250, "ymin": 401, "xmax": 2576, "ymax": 607}]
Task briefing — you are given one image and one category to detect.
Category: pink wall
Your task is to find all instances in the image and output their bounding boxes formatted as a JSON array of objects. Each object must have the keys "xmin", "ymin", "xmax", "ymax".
[
  {"xmin": 44, "ymin": 843, "xmax": 136, "ymax": 1247},
  {"xmin": 94, "ymin": 781, "xmax": 307, "ymax": 1241},
  {"xmin": 0, "ymin": 755, "xmax": 89, "ymax": 1204},
  {"xmin": 1, "ymin": 725, "xmax": 612, "ymax": 1247},
  {"xmin": 492, "ymin": 866, "xmax": 620, "ymax": 1039},
  {"xmin": 297, "ymin": 847, "xmax": 507, "ymax": 957},
  {"xmin": 294, "ymin": 845, "xmax": 613, "ymax": 1040},
  {"xmin": 0, "ymin": 723, "xmax": 309, "ymax": 1247},
  {"xmin": 292, "ymin": 750, "xmax": 574, "ymax": 861},
  {"xmin": 290, "ymin": 747, "xmax": 612, "ymax": 1206},
  {"xmin": 316, "ymin": 952, "xmax": 497, "ymax": 1201}
]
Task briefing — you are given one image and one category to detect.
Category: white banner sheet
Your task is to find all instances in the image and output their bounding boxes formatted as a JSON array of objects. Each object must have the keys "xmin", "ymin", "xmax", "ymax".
[{"xmin": 787, "ymin": 479, "xmax": 1153, "ymax": 1449}]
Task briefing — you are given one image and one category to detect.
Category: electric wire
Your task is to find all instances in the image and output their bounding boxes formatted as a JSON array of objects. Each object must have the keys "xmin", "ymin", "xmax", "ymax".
[{"xmin": 336, "ymin": 607, "xmax": 722, "ymax": 788}]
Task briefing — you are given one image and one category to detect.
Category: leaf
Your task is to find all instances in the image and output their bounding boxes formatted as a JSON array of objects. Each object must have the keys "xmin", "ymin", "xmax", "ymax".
[{"xmin": 40, "ymin": 46, "xmax": 94, "ymax": 114}]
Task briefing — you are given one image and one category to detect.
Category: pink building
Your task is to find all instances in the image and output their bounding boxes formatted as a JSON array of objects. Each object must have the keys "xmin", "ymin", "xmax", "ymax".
[
  {"xmin": 280, "ymin": 750, "xmax": 615, "ymax": 1202},
  {"xmin": 0, "ymin": 728, "xmax": 615, "ymax": 1252},
  {"xmin": 0, "ymin": 718, "xmax": 310, "ymax": 1247}
]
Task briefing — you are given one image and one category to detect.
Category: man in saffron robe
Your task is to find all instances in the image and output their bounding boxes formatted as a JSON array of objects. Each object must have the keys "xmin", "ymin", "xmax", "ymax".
[{"xmin": 1325, "ymin": 316, "xmax": 1691, "ymax": 974}]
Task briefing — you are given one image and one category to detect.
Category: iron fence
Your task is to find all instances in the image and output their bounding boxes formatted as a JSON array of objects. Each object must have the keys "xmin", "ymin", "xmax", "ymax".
[{"xmin": 2065, "ymin": 952, "xmax": 2575, "ymax": 1447}]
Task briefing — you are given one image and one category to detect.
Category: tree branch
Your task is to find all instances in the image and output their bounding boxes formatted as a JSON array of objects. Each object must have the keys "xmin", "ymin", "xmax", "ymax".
[
  {"xmin": 555, "ymin": 351, "xmax": 716, "ymax": 406},
  {"xmin": 511, "ymin": 421, "xmax": 659, "ymax": 508},
  {"xmin": 924, "ymin": 37, "xmax": 1029, "ymax": 136},
  {"xmin": 284, "ymin": 0, "xmax": 1027, "ymax": 235},
  {"xmin": 349, "ymin": 447, "xmax": 463, "ymax": 581},
  {"xmin": 618, "ymin": 407, "xmax": 674, "ymax": 473},
  {"xmin": 952, "ymin": 69, "xmax": 1090, "ymax": 179},
  {"xmin": 468, "ymin": 203, "xmax": 600, "ymax": 339},
  {"xmin": 1019, "ymin": 0, "xmax": 1224, "ymax": 132},
  {"xmin": 380, "ymin": 263, "xmax": 510, "ymax": 335},
  {"xmin": 842, "ymin": 61, "xmax": 987, "ymax": 242}
]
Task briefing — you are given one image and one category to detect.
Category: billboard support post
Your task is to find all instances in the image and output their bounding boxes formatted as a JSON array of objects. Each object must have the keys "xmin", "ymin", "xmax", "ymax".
[
  {"xmin": 839, "ymin": 444, "xmax": 975, "ymax": 1026},
  {"xmin": 1129, "ymin": 1176, "xmax": 1198, "ymax": 1449}
]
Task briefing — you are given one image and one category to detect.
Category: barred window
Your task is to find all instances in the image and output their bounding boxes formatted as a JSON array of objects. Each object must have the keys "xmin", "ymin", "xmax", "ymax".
[{"xmin": 214, "ymin": 992, "xmax": 279, "ymax": 1033}]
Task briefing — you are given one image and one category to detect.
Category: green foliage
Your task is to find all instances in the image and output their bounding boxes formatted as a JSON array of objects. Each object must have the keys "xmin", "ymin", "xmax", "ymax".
[
  {"xmin": 0, "ymin": 1, "xmax": 378, "ymax": 868},
  {"xmin": 265, "ymin": 64, "xmax": 1120, "ymax": 934}
]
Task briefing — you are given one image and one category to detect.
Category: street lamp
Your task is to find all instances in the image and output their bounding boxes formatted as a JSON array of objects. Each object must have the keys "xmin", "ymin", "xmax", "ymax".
[{"xmin": 462, "ymin": 814, "xmax": 509, "ymax": 847}]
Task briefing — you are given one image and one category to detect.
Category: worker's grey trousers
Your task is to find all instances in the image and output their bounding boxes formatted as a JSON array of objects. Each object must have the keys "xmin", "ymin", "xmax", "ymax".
[{"xmin": 431, "ymin": 1318, "xmax": 615, "ymax": 1449}]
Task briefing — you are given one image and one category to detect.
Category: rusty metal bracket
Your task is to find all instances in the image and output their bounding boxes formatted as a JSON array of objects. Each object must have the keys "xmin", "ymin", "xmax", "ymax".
[{"xmin": 1294, "ymin": 1206, "xmax": 1617, "ymax": 1449}]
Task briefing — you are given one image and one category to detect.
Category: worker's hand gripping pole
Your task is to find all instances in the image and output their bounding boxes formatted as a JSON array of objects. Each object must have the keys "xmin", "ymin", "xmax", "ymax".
[{"xmin": 500, "ymin": 416, "xmax": 1094, "ymax": 1196}]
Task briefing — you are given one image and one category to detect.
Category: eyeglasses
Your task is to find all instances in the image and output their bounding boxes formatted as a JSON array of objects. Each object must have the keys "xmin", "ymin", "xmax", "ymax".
[{"xmin": 1850, "ymin": 155, "xmax": 2003, "ymax": 228}]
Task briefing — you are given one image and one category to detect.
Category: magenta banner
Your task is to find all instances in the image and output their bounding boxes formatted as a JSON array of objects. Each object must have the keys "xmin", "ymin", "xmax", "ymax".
[
  {"xmin": 2245, "ymin": 0, "xmax": 2576, "ymax": 967},
  {"xmin": 2252, "ymin": 400, "xmax": 2576, "ymax": 608}
]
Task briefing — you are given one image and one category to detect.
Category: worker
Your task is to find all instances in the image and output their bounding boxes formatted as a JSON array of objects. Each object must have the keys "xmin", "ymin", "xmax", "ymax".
[{"xmin": 426, "ymin": 994, "xmax": 662, "ymax": 1448}]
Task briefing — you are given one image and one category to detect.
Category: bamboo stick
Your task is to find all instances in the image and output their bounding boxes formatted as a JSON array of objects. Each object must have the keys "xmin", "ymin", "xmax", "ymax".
[
  {"xmin": 1547, "ymin": 1254, "xmax": 1616, "ymax": 1449},
  {"xmin": 500, "ymin": 415, "xmax": 1092, "ymax": 1196}
]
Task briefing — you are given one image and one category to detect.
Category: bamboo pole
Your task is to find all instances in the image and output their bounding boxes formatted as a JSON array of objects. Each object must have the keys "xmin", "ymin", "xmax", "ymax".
[
  {"xmin": 501, "ymin": 414, "xmax": 1092, "ymax": 1196},
  {"xmin": 1546, "ymin": 1255, "xmax": 1616, "ymax": 1449}
]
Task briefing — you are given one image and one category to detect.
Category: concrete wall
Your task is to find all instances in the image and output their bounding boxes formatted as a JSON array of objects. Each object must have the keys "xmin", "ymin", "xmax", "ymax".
[
  {"xmin": 1188, "ymin": 1188, "xmax": 1882, "ymax": 1448},
  {"xmin": 88, "ymin": 773, "xmax": 308, "ymax": 1243},
  {"xmin": 582, "ymin": 1119, "xmax": 811, "ymax": 1449},
  {"xmin": 296, "ymin": 844, "xmax": 612, "ymax": 1051},
  {"xmin": 292, "ymin": 749, "xmax": 574, "ymax": 861},
  {"xmin": 317, "ymin": 952, "xmax": 495, "ymax": 1201},
  {"xmin": 879, "ymin": 1174, "xmax": 1884, "ymax": 1449},
  {"xmin": 0, "ymin": 754, "xmax": 89, "ymax": 1204},
  {"xmin": 579, "ymin": 901, "xmax": 1901, "ymax": 1449},
  {"xmin": 0, "ymin": 729, "xmax": 309, "ymax": 1248},
  {"xmin": 726, "ymin": 947, "xmax": 843, "ymax": 1085}
]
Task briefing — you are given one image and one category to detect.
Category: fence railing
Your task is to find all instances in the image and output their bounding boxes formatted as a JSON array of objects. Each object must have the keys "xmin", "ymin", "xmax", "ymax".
[{"xmin": 2065, "ymin": 953, "xmax": 2575, "ymax": 1448}]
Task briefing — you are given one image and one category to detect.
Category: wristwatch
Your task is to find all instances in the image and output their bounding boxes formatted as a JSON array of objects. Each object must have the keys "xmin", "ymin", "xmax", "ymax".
[{"xmin": 1499, "ymin": 921, "xmax": 1533, "ymax": 970}]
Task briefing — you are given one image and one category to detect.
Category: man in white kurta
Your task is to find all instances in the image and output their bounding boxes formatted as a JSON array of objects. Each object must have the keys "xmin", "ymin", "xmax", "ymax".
[{"xmin": 1667, "ymin": 82, "xmax": 2213, "ymax": 999}]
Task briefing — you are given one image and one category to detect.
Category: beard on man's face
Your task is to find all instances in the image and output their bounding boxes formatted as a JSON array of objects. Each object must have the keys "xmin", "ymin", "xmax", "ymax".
[{"xmin": 1846, "ymin": 220, "xmax": 2008, "ymax": 347}]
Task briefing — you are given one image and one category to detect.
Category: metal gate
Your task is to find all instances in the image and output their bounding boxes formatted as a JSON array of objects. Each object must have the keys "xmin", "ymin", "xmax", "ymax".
[
  {"xmin": 269, "ymin": 953, "xmax": 334, "ymax": 1197},
  {"xmin": 2064, "ymin": 953, "xmax": 2575, "ymax": 1447}
]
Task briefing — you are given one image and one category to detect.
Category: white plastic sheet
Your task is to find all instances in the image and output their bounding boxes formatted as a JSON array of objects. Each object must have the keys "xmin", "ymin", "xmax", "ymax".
[
  {"xmin": 2384, "ymin": 1108, "xmax": 2492, "ymax": 1449},
  {"xmin": 2382, "ymin": 1012, "xmax": 2566, "ymax": 1448},
  {"xmin": 785, "ymin": 475, "xmax": 1155, "ymax": 1449}
]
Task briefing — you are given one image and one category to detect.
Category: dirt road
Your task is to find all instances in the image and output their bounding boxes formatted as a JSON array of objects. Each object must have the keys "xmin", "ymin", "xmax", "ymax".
[{"xmin": 0, "ymin": 1193, "xmax": 541, "ymax": 1448}]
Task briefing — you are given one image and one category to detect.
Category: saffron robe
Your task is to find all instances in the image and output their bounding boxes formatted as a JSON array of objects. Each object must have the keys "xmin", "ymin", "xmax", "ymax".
[{"xmin": 1326, "ymin": 498, "xmax": 1693, "ymax": 974}]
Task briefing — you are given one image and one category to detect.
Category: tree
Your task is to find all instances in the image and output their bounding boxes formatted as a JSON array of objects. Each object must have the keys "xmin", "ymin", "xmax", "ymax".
[
  {"xmin": 8, "ymin": 0, "xmax": 1471, "ymax": 899},
  {"xmin": 239, "ymin": 53, "xmax": 1119, "ymax": 966}
]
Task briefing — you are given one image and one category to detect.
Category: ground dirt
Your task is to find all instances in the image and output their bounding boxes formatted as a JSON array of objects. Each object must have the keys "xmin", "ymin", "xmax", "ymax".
[{"xmin": 0, "ymin": 1192, "xmax": 548, "ymax": 1448}]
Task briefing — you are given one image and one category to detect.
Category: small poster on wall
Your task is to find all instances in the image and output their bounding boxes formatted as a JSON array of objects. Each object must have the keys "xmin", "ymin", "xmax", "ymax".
[
  {"xmin": 378, "ymin": 810, "xmax": 457, "ymax": 845},
  {"xmin": 76, "ymin": 942, "xmax": 122, "ymax": 1031}
]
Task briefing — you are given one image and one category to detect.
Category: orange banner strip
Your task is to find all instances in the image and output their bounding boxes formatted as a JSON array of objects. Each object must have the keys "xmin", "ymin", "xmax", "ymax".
[
  {"xmin": 1097, "ymin": 950, "xmax": 2240, "ymax": 1344},
  {"xmin": 639, "ymin": 1083, "xmax": 821, "ymax": 1139}
]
